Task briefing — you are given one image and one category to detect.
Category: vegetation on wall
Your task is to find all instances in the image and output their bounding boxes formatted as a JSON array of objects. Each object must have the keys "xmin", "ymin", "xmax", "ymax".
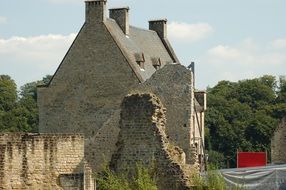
[{"xmin": 205, "ymin": 75, "xmax": 286, "ymax": 168}]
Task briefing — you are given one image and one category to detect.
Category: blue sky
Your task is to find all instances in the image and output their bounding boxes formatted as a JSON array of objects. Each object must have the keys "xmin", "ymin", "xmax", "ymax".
[{"xmin": 0, "ymin": 0, "xmax": 285, "ymax": 89}]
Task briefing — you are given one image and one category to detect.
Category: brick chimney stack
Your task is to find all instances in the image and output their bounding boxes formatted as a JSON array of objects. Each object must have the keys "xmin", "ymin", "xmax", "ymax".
[
  {"xmin": 149, "ymin": 19, "xmax": 167, "ymax": 39},
  {"xmin": 85, "ymin": 0, "xmax": 107, "ymax": 23},
  {"xmin": 109, "ymin": 7, "xmax": 130, "ymax": 35}
]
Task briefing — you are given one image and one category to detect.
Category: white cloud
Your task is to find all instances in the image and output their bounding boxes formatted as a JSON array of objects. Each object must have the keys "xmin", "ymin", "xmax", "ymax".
[
  {"xmin": 0, "ymin": 16, "xmax": 7, "ymax": 24},
  {"xmin": 208, "ymin": 45, "xmax": 241, "ymax": 60},
  {"xmin": 196, "ymin": 38, "xmax": 286, "ymax": 88},
  {"xmin": 206, "ymin": 39, "xmax": 286, "ymax": 66},
  {"xmin": 168, "ymin": 22, "xmax": 213, "ymax": 43},
  {"xmin": 0, "ymin": 34, "xmax": 76, "ymax": 87},
  {"xmin": 271, "ymin": 38, "xmax": 286, "ymax": 49}
]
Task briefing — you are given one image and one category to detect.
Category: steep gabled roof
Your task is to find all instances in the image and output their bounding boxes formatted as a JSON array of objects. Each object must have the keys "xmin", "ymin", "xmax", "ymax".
[
  {"xmin": 43, "ymin": 1, "xmax": 181, "ymax": 87},
  {"xmin": 105, "ymin": 18, "xmax": 179, "ymax": 82}
]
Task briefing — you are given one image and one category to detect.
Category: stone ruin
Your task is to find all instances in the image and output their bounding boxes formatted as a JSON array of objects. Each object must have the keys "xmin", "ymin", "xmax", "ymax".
[
  {"xmin": 111, "ymin": 93, "xmax": 195, "ymax": 190},
  {"xmin": 0, "ymin": 133, "xmax": 94, "ymax": 190},
  {"xmin": 0, "ymin": 93, "xmax": 198, "ymax": 190},
  {"xmin": 271, "ymin": 117, "xmax": 286, "ymax": 164}
]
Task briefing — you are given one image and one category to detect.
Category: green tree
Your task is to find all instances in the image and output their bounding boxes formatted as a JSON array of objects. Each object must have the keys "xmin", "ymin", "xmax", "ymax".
[
  {"xmin": 207, "ymin": 150, "xmax": 226, "ymax": 169},
  {"xmin": 232, "ymin": 79, "xmax": 276, "ymax": 109},
  {"xmin": 0, "ymin": 75, "xmax": 17, "ymax": 111},
  {"xmin": 0, "ymin": 75, "xmax": 18, "ymax": 131},
  {"xmin": 206, "ymin": 75, "xmax": 283, "ymax": 168},
  {"xmin": 0, "ymin": 74, "xmax": 52, "ymax": 132},
  {"xmin": 20, "ymin": 75, "xmax": 52, "ymax": 100}
]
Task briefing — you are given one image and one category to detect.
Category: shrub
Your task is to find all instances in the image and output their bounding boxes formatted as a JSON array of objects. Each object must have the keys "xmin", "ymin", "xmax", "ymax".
[
  {"xmin": 96, "ymin": 167, "xmax": 131, "ymax": 190},
  {"xmin": 131, "ymin": 164, "xmax": 157, "ymax": 190},
  {"xmin": 96, "ymin": 164, "xmax": 157, "ymax": 190},
  {"xmin": 192, "ymin": 165, "xmax": 245, "ymax": 190}
]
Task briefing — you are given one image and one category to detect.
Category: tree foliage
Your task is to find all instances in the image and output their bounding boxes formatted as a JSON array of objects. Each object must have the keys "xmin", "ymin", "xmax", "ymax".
[
  {"xmin": 206, "ymin": 75, "xmax": 286, "ymax": 168},
  {"xmin": 0, "ymin": 74, "xmax": 51, "ymax": 132}
]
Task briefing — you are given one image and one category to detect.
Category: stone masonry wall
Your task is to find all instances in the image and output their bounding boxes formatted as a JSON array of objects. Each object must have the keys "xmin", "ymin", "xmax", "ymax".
[
  {"xmin": 111, "ymin": 93, "xmax": 194, "ymax": 190},
  {"xmin": 38, "ymin": 19, "xmax": 139, "ymax": 172},
  {"xmin": 135, "ymin": 64, "xmax": 196, "ymax": 164},
  {"xmin": 0, "ymin": 133, "xmax": 91, "ymax": 190},
  {"xmin": 271, "ymin": 118, "xmax": 286, "ymax": 164}
]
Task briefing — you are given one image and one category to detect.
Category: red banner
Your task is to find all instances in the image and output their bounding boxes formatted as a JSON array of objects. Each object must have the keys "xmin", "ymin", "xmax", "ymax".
[{"xmin": 237, "ymin": 152, "xmax": 267, "ymax": 168}]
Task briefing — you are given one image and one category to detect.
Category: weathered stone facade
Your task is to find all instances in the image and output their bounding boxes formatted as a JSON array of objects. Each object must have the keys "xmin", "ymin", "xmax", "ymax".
[
  {"xmin": 38, "ymin": 0, "xmax": 142, "ymax": 172},
  {"xmin": 111, "ymin": 93, "xmax": 194, "ymax": 190},
  {"xmin": 0, "ymin": 133, "xmax": 94, "ymax": 190},
  {"xmin": 37, "ymin": 0, "xmax": 206, "ymax": 174},
  {"xmin": 135, "ymin": 64, "xmax": 206, "ymax": 166},
  {"xmin": 271, "ymin": 118, "xmax": 286, "ymax": 164}
]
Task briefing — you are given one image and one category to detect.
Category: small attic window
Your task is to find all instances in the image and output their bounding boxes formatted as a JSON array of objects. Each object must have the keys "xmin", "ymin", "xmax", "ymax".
[
  {"xmin": 151, "ymin": 57, "xmax": 162, "ymax": 70},
  {"xmin": 135, "ymin": 53, "xmax": 145, "ymax": 70}
]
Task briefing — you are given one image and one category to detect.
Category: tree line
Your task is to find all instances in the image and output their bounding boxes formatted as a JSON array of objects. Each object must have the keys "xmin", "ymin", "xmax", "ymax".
[{"xmin": 205, "ymin": 75, "xmax": 286, "ymax": 168}]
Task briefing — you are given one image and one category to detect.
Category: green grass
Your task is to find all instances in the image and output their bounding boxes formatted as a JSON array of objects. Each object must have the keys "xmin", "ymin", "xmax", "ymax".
[
  {"xmin": 192, "ymin": 165, "xmax": 245, "ymax": 190},
  {"xmin": 96, "ymin": 164, "xmax": 157, "ymax": 190},
  {"xmin": 96, "ymin": 163, "xmax": 245, "ymax": 190}
]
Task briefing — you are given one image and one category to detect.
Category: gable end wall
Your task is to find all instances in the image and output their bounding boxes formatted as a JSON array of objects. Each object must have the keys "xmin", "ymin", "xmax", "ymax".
[{"xmin": 38, "ymin": 21, "xmax": 139, "ymax": 171}]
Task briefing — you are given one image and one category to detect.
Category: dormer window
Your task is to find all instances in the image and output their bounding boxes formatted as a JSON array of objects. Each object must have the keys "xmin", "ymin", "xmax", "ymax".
[
  {"xmin": 135, "ymin": 53, "xmax": 145, "ymax": 70},
  {"xmin": 151, "ymin": 57, "xmax": 162, "ymax": 70}
]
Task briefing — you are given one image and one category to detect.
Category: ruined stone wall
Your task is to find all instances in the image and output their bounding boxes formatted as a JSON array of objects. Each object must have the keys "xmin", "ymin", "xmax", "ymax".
[
  {"xmin": 135, "ymin": 64, "xmax": 195, "ymax": 164},
  {"xmin": 111, "ymin": 93, "xmax": 194, "ymax": 190},
  {"xmin": 38, "ymin": 20, "xmax": 139, "ymax": 171},
  {"xmin": 271, "ymin": 118, "xmax": 286, "ymax": 164},
  {"xmin": 0, "ymin": 133, "xmax": 91, "ymax": 190}
]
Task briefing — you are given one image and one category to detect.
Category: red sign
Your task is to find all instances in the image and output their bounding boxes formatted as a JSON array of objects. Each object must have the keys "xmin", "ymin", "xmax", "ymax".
[{"xmin": 237, "ymin": 152, "xmax": 267, "ymax": 168}]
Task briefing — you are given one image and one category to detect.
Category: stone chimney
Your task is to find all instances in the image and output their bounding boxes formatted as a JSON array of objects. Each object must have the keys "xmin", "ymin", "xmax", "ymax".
[
  {"xmin": 85, "ymin": 0, "xmax": 107, "ymax": 23},
  {"xmin": 109, "ymin": 7, "xmax": 130, "ymax": 35},
  {"xmin": 149, "ymin": 19, "xmax": 167, "ymax": 39}
]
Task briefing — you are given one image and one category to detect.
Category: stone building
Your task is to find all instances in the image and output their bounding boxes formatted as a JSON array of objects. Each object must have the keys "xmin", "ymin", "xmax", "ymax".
[
  {"xmin": 38, "ymin": 0, "xmax": 206, "ymax": 175},
  {"xmin": 271, "ymin": 117, "xmax": 286, "ymax": 164}
]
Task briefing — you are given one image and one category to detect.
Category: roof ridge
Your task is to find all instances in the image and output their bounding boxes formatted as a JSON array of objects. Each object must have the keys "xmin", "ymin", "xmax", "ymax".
[{"xmin": 129, "ymin": 25, "xmax": 157, "ymax": 33}]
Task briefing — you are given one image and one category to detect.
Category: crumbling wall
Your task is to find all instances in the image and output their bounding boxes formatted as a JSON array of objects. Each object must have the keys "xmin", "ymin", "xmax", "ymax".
[
  {"xmin": 111, "ymin": 93, "xmax": 194, "ymax": 190},
  {"xmin": 135, "ymin": 64, "xmax": 196, "ymax": 164},
  {"xmin": 271, "ymin": 118, "xmax": 286, "ymax": 164},
  {"xmin": 0, "ymin": 133, "xmax": 92, "ymax": 190}
]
